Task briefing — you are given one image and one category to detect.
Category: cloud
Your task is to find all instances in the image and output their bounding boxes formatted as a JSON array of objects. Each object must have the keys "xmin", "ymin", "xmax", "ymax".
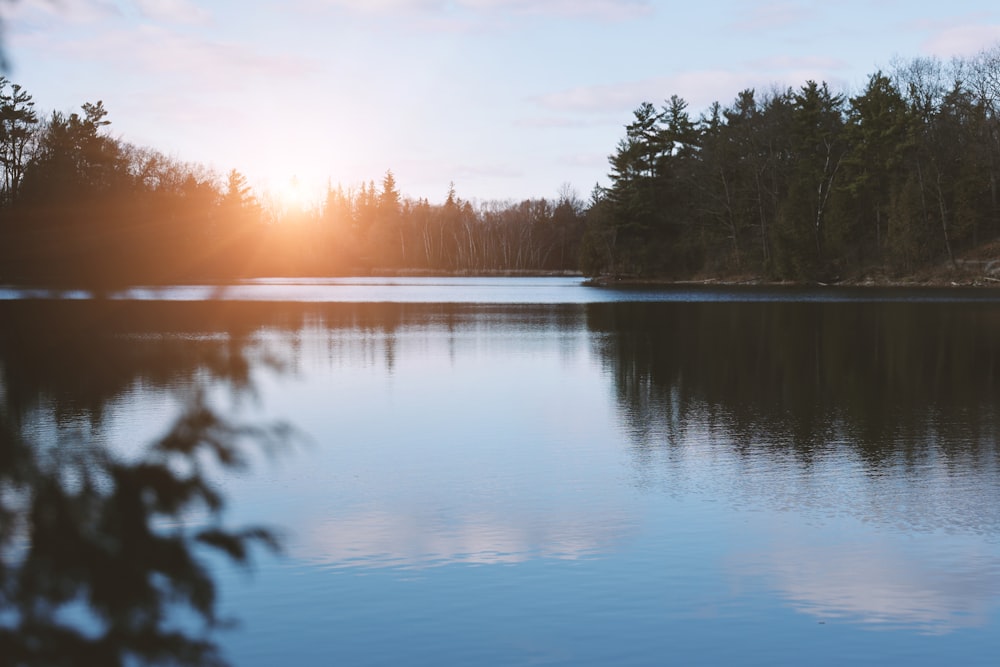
[
  {"xmin": 533, "ymin": 56, "xmax": 855, "ymax": 117},
  {"xmin": 558, "ymin": 152, "xmax": 609, "ymax": 168},
  {"xmin": 746, "ymin": 54, "xmax": 849, "ymax": 71},
  {"xmin": 310, "ymin": 0, "xmax": 446, "ymax": 13},
  {"xmin": 533, "ymin": 79, "xmax": 664, "ymax": 114},
  {"xmin": 7, "ymin": 0, "xmax": 121, "ymax": 24},
  {"xmin": 515, "ymin": 116, "xmax": 608, "ymax": 129},
  {"xmin": 44, "ymin": 24, "xmax": 319, "ymax": 93},
  {"xmin": 533, "ymin": 71, "xmax": 764, "ymax": 115},
  {"xmin": 921, "ymin": 23, "xmax": 1000, "ymax": 58},
  {"xmin": 134, "ymin": 0, "xmax": 214, "ymax": 26},
  {"xmin": 730, "ymin": 1, "xmax": 815, "ymax": 31},
  {"xmin": 453, "ymin": 163, "xmax": 523, "ymax": 179},
  {"xmin": 303, "ymin": 0, "xmax": 650, "ymax": 20},
  {"xmin": 463, "ymin": 0, "xmax": 652, "ymax": 20}
]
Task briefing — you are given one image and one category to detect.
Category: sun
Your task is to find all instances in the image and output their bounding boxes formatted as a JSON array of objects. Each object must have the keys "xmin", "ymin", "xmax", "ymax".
[
  {"xmin": 260, "ymin": 169, "xmax": 327, "ymax": 219},
  {"xmin": 275, "ymin": 175, "xmax": 307, "ymax": 212}
]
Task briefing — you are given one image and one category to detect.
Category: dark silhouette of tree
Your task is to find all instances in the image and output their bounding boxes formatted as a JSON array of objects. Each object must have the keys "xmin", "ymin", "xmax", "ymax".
[
  {"xmin": 840, "ymin": 72, "xmax": 909, "ymax": 263},
  {"xmin": 588, "ymin": 296, "xmax": 1000, "ymax": 461},
  {"xmin": 771, "ymin": 81, "xmax": 846, "ymax": 280},
  {"xmin": 0, "ymin": 299, "xmax": 294, "ymax": 666},
  {"xmin": 6, "ymin": 45, "xmax": 1000, "ymax": 285},
  {"xmin": 583, "ymin": 43, "xmax": 1000, "ymax": 282},
  {"xmin": 0, "ymin": 76, "xmax": 38, "ymax": 205}
]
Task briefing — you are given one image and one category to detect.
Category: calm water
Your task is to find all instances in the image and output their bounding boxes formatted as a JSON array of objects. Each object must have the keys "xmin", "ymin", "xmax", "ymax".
[{"xmin": 2, "ymin": 278, "xmax": 1000, "ymax": 665}]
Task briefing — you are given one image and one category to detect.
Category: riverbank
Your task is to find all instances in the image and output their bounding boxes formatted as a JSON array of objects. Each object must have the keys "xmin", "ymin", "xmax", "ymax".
[
  {"xmin": 584, "ymin": 241, "xmax": 1000, "ymax": 288},
  {"xmin": 583, "ymin": 270, "xmax": 1000, "ymax": 288}
]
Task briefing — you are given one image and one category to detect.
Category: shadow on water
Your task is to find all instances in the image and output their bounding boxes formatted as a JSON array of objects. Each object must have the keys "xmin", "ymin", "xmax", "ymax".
[
  {"xmin": 5, "ymin": 295, "xmax": 1000, "ymax": 662},
  {"xmin": 587, "ymin": 300, "xmax": 1000, "ymax": 467},
  {"xmin": 0, "ymin": 300, "xmax": 298, "ymax": 667}
]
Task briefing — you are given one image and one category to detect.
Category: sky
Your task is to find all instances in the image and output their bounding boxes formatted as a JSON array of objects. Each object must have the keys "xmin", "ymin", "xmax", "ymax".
[{"xmin": 5, "ymin": 0, "xmax": 1000, "ymax": 206}]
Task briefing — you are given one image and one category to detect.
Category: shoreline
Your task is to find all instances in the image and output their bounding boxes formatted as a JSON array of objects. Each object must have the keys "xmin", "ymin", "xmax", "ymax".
[
  {"xmin": 7, "ymin": 265, "xmax": 1000, "ymax": 290},
  {"xmin": 582, "ymin": 275, "xmax": 1000, "ymax": 288},
  {"xmin": 582, "ymin": 268, "xmax": 1000, "ymax": 289}
]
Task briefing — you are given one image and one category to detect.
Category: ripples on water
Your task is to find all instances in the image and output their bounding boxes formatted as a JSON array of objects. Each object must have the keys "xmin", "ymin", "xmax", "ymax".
[{"xmin": 1, "ymin": 280, "xmax": 999, "ymax": 665}]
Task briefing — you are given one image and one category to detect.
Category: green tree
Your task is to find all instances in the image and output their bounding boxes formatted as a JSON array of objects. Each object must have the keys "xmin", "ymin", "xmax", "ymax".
[
  {"xmin": 841, "ymin": 72, "xmax": 909, "ymax": 263},
  {"xmin": 772, "ymin": 81, "xmax": 845, "ymax": 279},
  {"xmin": 19, "ymin": 100, "xmax": 119, "ymax": 204},
  {"xmin": 967, "ymin": 44, "xmax": 1000, "ymax": 235},
  {"xmin": 723, "ymin": 89, "xmax": 777, "ymax": 268},
  {"xmin": 0, "ymin": 77, "xmax": 39, "ymax": 205},
  {"xmin": 696, "ymin": 100, "xmax": 746, "ymax": 269},
  {"xmin": 374, "ymin": 169, "xmax": 403, "ymax": 266}
]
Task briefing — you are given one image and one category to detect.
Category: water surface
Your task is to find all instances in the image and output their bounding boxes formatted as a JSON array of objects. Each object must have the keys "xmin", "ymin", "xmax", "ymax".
[{"xmin": 2, "ymin": 278, "xmax": 999, "ymax": 665}]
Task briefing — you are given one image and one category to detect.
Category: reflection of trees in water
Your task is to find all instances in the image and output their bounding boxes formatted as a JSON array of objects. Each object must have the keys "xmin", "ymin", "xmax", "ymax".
[
  {"xmin": 588, "ymin": 300, "xmax": 1000, "ymax": 466},
  {"xmin": 0, "ymin": 299, "xmax": 587, "ymax": 664},
  {"xmin": 0, "ymin": 300, "xmax": 296, "ymax": 666}
]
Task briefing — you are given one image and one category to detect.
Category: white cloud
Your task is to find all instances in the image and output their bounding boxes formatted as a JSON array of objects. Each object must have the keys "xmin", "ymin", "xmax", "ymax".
[
  {"xmin": 731, "ymin": 1, "xmax": 814, "ymax": 31},
  {"xmin": 533, "ymin": 71, "xmax": 768, "ymax": 115},
  {"xmin": 7, "ymin": 0, "xmax": 121, "ymax": 24},
  {"xmin": 44, "ymin": 24, "xmax": 319, "ymax": 92},
  {"xmin": 302, "ymin": 0, "xmax": 649, "ymax": 20},
  {"xmin": 533, "ymin": 78, "xmax": 663, "ymax": 114},
  {"xmin": 533, "ymin": 56, "xmax": 855, "ymax": 117},
  {"xmin": 453, "ymin": 162, "xmax": 523, "ymax": 179},
  {"xmin": 299, "ymin": 0, "xmax": 446, "ymax": 13},
  {"xmin": 558, "ymin": 152, "xmax": 609, "ymax": 172},
  {"xmin": 922, "ymin": 23, "xmax": 1000, "ymax": 58},
  {"xmin": 464, "ymin": 0, "xmax": 652, "ymax": 20},
  {"xmin": 134, "ymin": 0, "xmax": 213, "ymax": 26},
  {"xmin": 515, "ymin": 116, "xmax": 608, "ymax": 128},
  {"xmin": 747, "ymin": 54, "xmax": 849, "ymax": 71}
]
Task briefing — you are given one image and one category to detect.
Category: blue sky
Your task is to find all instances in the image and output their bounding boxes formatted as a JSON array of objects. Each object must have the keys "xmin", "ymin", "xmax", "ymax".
[{"xmin": 6, "ymin": 1, "xmax": 1000, "ymax": 205}]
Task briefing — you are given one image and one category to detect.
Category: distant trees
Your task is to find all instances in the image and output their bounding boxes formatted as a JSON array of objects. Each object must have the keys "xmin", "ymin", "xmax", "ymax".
[
  {"xmin": 5, "ymin": 43, "xmax": 1000, "ymax": 285},
  {"xmin": 583, "ymin": 44, "xmax": 1000, "ymax": 280},
  {"xmin": 0, "ymin": 97, "xmax": 232, "ymax": 285},
  {"xmin": 0, "ymin": 83, "xmax": 585, "ymax": 285},
  {"xmin": 308, "ymin": 179, "xmax": 583, "ymax": 275}
]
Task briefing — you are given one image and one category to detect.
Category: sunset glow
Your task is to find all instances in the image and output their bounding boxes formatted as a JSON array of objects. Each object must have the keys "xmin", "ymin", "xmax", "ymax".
[
  {"xmin": 6, "ymin": 1, "xmax": 1000, "ymax": 203},
  {"xmin": 272, "ymin": 175, "xmax": 310, "ymax": 213}
]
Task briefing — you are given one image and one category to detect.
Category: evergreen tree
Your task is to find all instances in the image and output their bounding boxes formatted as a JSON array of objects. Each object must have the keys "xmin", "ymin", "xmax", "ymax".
[
  {"xmin": 772, "ymin": 81, "xmax": 845, "ymax": 279},
  {"xmin": 841, "ymin": 72, "xmax": 909, "ymax": 262},
  {"xmin": 0, "ymin": 77, "xmax": 38, "ymax": 205}
]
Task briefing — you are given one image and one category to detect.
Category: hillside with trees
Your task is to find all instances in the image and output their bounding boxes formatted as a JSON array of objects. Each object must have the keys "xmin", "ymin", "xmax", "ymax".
[
  {"xmin": 2, "ymin": 44, "xmax": 1000, "ymax": 286},
  {"xmin": 582, "ymin": 46, "xmax": 1000, "ymax": 283}
]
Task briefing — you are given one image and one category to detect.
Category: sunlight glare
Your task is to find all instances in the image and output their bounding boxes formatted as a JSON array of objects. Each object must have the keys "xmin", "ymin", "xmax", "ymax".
[{"xmin": 277, "ymin": 175, "xmax": 306, "ymax": 212}]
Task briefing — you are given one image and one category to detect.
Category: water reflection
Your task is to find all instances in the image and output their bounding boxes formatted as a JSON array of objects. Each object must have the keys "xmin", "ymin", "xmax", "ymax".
[
  {"xmin": 589, "ymin": 300, "xmax": 1000, "ymax": 634},
  {"xmin": 731, "ymin": 529, "xmax": 1000, "ymax": 634},
  {"xmin": 3, "ymin": 295, "xmax": 1000, "ymax": 664},
  {"xmin": 587, "ymin": 301, "xmax": 1000, "ymax": 518},
  {"xmin": 300, "ymin": 508, "xmax": 631, "ymax": 568},
  {"xmin": 0, "ymin": 301, "xmax": 292, "ymax": 666},
  {"xmin": 588, "ymin": 303, "xmax": 1000, "ymax": 460}
]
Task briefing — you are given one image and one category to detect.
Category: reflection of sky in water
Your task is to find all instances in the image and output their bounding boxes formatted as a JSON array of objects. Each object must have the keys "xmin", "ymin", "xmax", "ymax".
[
  {"xmin": 72, "ymin": 297, "xmax": 1000, "ymax": 664},
  {"xmin": 731, "ymin": 525, "xmax": 1000, "ymax": 634},
  {"xmin": 300, "ymin": 507, "xmax": 633, "ymax": 568},
  {"xmin": 10, "ymin": 276, "xmax": 1000, "ymax": 303}
]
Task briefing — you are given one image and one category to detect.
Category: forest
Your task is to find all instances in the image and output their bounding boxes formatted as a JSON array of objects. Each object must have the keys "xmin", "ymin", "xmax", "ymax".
[{"xmin": 1, "ymin": 44, "xmax": 999, "ymax": 286}]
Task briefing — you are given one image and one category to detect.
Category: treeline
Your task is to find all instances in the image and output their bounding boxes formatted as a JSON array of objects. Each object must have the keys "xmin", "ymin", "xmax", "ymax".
[
  {"xmin": 309, "ymin": 177, "xmax": 584, "ymax": 276},
  {"xmin": 582, "ymin": 46, "xmax": 1000, "ymax": 280},
  {"xmin": 4, "ymin": 45, "xmax": 1000, "ymax": 286},
  {"xmin": 0, "ymin": 78, "xmax": 584, "ymax": 286}
]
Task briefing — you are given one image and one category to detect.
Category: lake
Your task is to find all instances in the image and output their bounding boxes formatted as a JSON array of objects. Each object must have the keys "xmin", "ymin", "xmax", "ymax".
[{"xmin": 2, "ymin": 277, "xmax": 1000, "ymax": 666}]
